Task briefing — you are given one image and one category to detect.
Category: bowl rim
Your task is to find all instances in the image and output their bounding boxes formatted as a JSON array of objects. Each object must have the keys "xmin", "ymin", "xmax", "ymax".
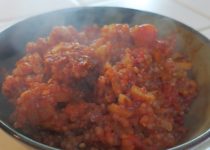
[{"xmin": 0, "ymin": 6, "xmax": 209, "ymax": 150}]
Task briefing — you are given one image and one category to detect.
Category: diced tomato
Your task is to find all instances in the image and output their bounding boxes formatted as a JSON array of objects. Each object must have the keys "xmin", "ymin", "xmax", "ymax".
[{"xmin": 130, "ymin": 24, "xmax": 157, "ymax": 47}]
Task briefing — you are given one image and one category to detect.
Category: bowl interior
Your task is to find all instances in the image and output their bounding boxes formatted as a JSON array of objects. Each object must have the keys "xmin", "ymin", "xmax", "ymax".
[{"xmin": 0, "ymin": 7, "xmax": 209, "ymax": 149}]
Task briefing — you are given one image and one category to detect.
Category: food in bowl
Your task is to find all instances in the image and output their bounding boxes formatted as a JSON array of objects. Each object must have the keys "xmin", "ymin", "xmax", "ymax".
[{"xmin": 2, "ymin": 24, "xmax": 197, "ymax": 150}]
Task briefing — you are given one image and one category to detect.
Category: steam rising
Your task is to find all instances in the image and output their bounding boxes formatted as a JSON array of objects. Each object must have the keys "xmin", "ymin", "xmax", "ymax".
[{"xmin": 0, "ymin": 7, "xmax": 209, "ymax": 147}]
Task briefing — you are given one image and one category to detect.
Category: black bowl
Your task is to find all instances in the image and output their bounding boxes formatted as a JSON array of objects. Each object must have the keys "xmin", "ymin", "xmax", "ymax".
[{"xmin": 0, "ymin": 7, "xmax": 209, "ymax": 150}]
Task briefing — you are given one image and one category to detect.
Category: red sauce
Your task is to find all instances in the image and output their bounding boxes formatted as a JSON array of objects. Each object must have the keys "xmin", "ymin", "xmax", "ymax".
[{"xmin": 2, "ymin": 24, "xmax": 197, "ymax": 150}]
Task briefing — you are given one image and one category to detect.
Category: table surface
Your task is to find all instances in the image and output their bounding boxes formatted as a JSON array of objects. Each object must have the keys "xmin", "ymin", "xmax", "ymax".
[{"xmin": 0, "ymin": 0, "xmax": 209, "ymax": 150}]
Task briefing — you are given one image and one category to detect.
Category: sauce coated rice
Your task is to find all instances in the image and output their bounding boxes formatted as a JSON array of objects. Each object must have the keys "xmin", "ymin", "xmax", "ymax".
[{"xmin": 2, "ymin": 24, "xmax": 197, "ymax": 150}]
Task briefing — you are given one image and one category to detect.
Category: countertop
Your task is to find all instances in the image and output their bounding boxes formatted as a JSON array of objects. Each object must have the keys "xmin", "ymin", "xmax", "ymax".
[{"xmin": 0, "ymin": 0, "xmax": 209, "ymax": 149}]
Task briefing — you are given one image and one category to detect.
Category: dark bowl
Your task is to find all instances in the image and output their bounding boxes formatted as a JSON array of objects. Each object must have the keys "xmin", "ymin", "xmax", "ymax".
[{"xmin": 0, "ymin": 7, "xmax": 209, "ymax": 150}]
